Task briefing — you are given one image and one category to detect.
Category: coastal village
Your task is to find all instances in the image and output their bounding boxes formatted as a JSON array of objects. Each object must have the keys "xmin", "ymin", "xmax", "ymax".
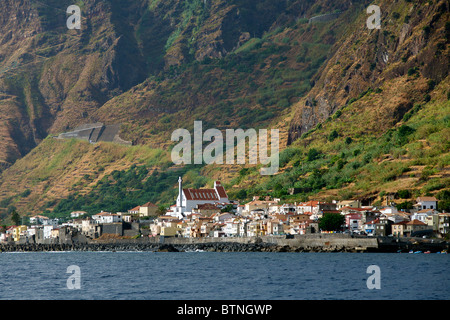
[{"xmin": 1, "ymin": 178, "xmax": 449, "ymax": 245}]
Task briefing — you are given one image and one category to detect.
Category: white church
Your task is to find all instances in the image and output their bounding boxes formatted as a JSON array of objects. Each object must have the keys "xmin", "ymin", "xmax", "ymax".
[{"xmin": 168, "ymin": 177, "xmax": 230, "ymax": 219}]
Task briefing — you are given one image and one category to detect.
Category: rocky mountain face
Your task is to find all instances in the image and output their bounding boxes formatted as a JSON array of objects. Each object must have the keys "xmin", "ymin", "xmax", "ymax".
[
  {"xmin": 0, "ymin": 0, "xmax": 147, "ymax": 169},
  {"xmin": 287, "ymin": 0, "xmax": 449, "ymax": 144},
  {"xmin": 0, "ymin": 0, "xmax": 360, "ymax": 171}
]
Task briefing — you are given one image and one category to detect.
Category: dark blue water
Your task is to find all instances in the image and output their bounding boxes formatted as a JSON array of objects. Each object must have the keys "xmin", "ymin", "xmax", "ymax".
[{"xmin": 0, "ymin": 252, "xmax": 448, "ymax": 300}]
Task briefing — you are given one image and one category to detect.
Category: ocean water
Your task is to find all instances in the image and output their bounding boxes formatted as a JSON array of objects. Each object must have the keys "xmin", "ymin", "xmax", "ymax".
[{"xmin": 0, "ymin": 251, "xmax": 448, "ymax": 300}]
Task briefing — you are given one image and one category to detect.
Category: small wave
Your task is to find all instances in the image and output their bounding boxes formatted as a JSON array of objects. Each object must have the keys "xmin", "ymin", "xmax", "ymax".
[{"xmin": 184, "ymin": 249, "xmax": 205, "ymax": 252}]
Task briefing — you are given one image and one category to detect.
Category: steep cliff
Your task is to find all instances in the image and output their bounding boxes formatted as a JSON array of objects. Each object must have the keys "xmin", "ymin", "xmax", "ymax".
[
  {"xmin": 287, "ymin": 0, "xmax": 449, "ymax": 144},
  {"xmin": 0, "ymin": 0, "xmax": 148, "ymax": 168},
  {"xmin": 0, "ymin": 0, "xmax": 363, "ymax": 170}
]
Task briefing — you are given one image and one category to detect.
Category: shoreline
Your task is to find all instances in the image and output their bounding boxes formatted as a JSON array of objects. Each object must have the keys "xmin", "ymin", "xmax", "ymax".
[{"xmin": 1, "ymin": 235, "xmax": 449, "ymax": 253}]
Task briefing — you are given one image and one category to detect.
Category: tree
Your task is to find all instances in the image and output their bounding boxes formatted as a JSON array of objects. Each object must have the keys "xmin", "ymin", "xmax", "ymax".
[
  {"xmin": 221, "ymin": 204, "xmax": 234, "ymax": 213},
  {"xmin": 307, "ymin": 148, "xmax": 321, "ymax": 161},
  {"xmin": 157, "ymin": 205, "xmax": 167, "ymax": 216},
  {"xmin": 328, "ymin": 130, "xmax": 339, "ymax": 142},
  {"xmin": 397, "ymin": 189, "xmax": 412, "ymax": 199},
  {"xmin": 319, "ymin": 213, "xmax": 345, "ymax": 232},
  {"xmin": 437, "ymin": 190, "xmax": 450, "ymax": 212},
  {"xmin": 11, "ymin": 210, "xmax": 20, "ymax": 226},
  {"xmin": 235, "ymin": 189, "xmax": 248, "ymax": 200},
  {"xmin": 396, "ymin": 201, "xmax": 413, "ymax": 211}
]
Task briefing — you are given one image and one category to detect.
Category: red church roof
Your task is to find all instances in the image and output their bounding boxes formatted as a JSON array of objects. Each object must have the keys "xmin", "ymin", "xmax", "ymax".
[
  {"xmin": 215, "ymin": 185, "xmax": 228, "ymax": 199},
  {"xmin": 182, "ymin": 181, "xmax": 228, "ymax": 201},
  {"xmin": 183, "ymin": 188, "xmax": 219, "ymax": 201}
]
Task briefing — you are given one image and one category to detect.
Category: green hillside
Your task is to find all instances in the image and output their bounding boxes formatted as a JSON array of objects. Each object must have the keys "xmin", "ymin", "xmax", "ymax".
[
  {"xmin": 230, "ymin": 78, "xmax": 450, "ymax": 208},
  {"xmin": 0, "ymin": 0, "xmax": 449, "ymax": 222}
]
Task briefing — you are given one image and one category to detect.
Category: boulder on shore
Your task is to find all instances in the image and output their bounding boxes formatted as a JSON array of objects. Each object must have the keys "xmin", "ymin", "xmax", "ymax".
[{"xmin": 157, "ymin": 244, "xmax": 179, "ymax": 252}]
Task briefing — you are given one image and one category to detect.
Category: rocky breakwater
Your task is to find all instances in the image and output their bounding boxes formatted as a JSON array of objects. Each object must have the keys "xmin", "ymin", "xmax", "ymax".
[
  {"xmin": 0, "ymin": 242, "xmax": 297, "ymax": 253},
  {"xmin": 0, "ymin": 234, "xmax": 382, "ymax": 253},
  {"xmin": 173, "ymin": 242, "xmax": 367, "ymax": 253},
  {"xmin": 0, "ymin": 243, "xmax": 160, "ymax": 252},
  {"xmin": 0, "ymin": 242, "xmax": 364, "ymax": 253}
]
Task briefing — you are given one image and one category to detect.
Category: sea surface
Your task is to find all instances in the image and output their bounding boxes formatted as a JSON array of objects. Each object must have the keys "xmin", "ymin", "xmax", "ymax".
[{"xmin": 0, "ymin": 251, "xmax": 448, "ymax": 300}]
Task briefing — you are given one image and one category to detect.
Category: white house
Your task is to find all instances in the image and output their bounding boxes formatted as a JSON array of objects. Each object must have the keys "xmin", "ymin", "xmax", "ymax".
[
  {"xmin": 223, "ymin": 219, "xmax": 240, "ymax": 237},
  {"xmin": 29, "ymin": 215, "xmax": 49, "ymax": 225},
  {"xmin": 43, "ymin": 218, "xmax": 59, "ymax": 227},
  {"xmin": 415, "ymin": 197, "xmax": 438, "ymax": 210},
  {"xmin": 70, "ymin": 211, "xmax": 87, "ymax": 218},
  {"xmin": 128, "ymin": 206, "xmax": 140, "ymax": 215},
  {"xmin": 239, "ymin": 220, "xmax": 249, "ymax": 237},
  {"xmin": 381, "ymin": 213, "xmax": 407, "ymax": 224},
  {"xmin": 92, "ymin": 212, "xmax": 122, "ymax": 224},
  {"xmin": 297, "ymin": 201, "xmax": 320, "ymax": 215},
  {"xmin": 214, "ymin": 212, "xmax": 235, "ymax": 223},
  {"xmin": 43, "ymin": 225, "xmax": 54, "ymax": 239},
  {"xmin": 364, "ymin": 219, "xmax": 379, "ymax": 236},
  {"xmin": 411, "ymin": 209, "xmax": 438, "ymax": 224},
  {"xmin": 379, "ymin": 206, "xmax": 399, "ymax": 215},
  {"xmin": 279, "ymin": 203, "xmax": 297, "ymax": 215},
  {"xmin": 26, "ymin": 226, "xmax": 37, "ymax": 238},
  {"xmin": 243, "ymin": 198, "xmax": 279, "ymax": 215},
  {"xmin": 63, "ymin": 219, "xmax": 83, "ymax": 231}
]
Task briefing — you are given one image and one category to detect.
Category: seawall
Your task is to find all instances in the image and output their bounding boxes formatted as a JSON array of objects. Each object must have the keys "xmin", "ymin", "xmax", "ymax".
[
  {"xmin": 160, "ymin": 234, "xmax": 379, "ymax": 252},
  {"xmin": 1, "ymin": 235, "xmax": 448, "ymax": 253}
]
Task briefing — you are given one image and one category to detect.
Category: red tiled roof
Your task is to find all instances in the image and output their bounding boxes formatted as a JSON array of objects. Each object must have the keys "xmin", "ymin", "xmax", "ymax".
[
  {"xmin": 407, "ymin": 219, "xmax": 427, "ymax": 225},
  {"xmin": 215, "ymin": 185, "xmax": 228, "ymax": 199},
  {"xmin": 365, "ymin": 218, "xmax": 380, "ymax": 225},
  {"xmin": 93, "ymin": 212, "xmax": 112, "ymax": 216},
  {"xmin": 299, "ymin": 201, "xmax": 319, "ymax": 206},
  {"xmin": 416, "ymin": 197, "xmax": 437, "ymax": 202},
  {"xmin": 183, "ymin": 188, "xmax": 219, "ymax": 201},
  {"xmin": 141, "ymin": 202, "xmax": 157, "ymax": 207},
  {"xmin": 417, "ymin": 209, "xmax": 435, "ymax": 213},
  {"xmin": 393, "ymin": 221, "xmax": 409, "ymax": 225}
]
